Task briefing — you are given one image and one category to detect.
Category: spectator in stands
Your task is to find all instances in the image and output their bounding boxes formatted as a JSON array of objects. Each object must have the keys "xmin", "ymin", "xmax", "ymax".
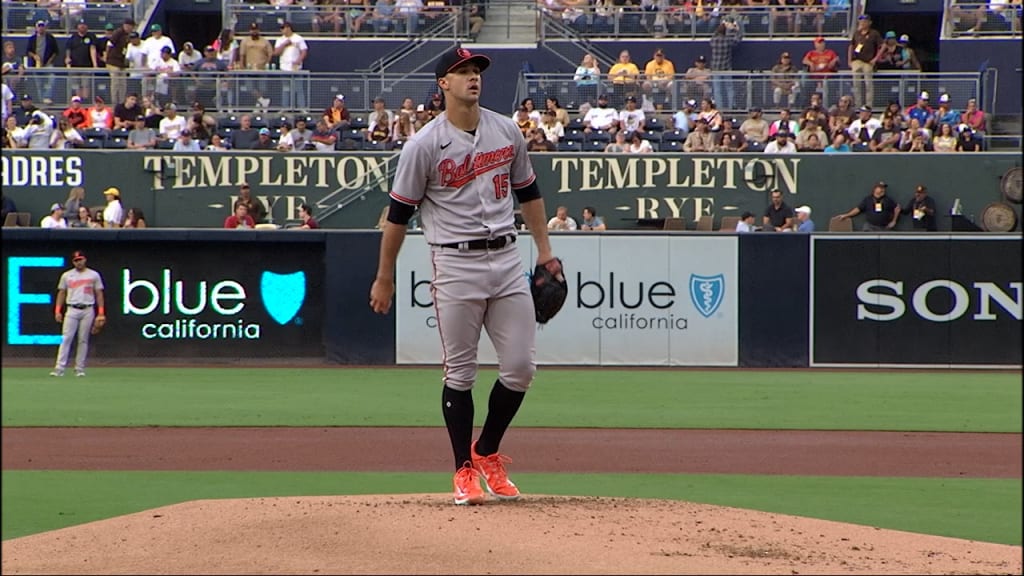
[
  {"xmin": 683, "ymin": 56, "xmax": 712, "ymax": 102},
  {"xmin": 371, "ymin": 0, "xmax": 398, "ymax": 33},
  {"xmin": 392, "ymin": 111, "xmax": 417, "ymax": 143},
  {"xmin": 629, "ymin": 131, "xmax": 654, "ymax": 153},
  {"xmin": 290, "ymin": 118, "xmax": 314, "ymax": 150},
  {"xmin": 709, "ymin": 20, "xmax": 741, "ymax": 110},
  {"xmin": 123, "ymin": 207, "xmax": 147, "ymax": 228},
  {"xmin": 240, "ymin": 23, "xmax": 273, "ymax": 110},
  {"xmin": 40, "ymin": 203, "xmax": 67, "ymax": 228},
  {"xmin": 956, "ymin": 125, "xmax": 982, "ymax": 151},
  {"xmin": 3, "ymin": 116, "xmax": 25, "ymax": 148},
  {"xmin": 141, "ymin": 95, "xmax": 163, "ymax": 128},
  {"xmin": 642, "ymin": 48, "xmax": 675, "ymax": 110},
  {"xmin": 157, "ymin": 102, "xmax": 187, "ymax": 141},
  {"xmin": 3, "ymin": 43, "xmax": 25, "ymax": 99},
  {"xmin": 368, "ymin": 110, "xmax": 392, "ymax": 142},
  {"xmin": 801, "ymin": 131, "xmax": 823, "ymax": 151},
  {"xmin": 465, "ymin": 0, "xmax": 486, "ymax": 38},
  {"xmin": 574, "ymin": 53, "xmax": 602, "ymax": 107},
  {"xmin": 324, "ymin": 94, "xmax": 351, "ymax": 132},
  {"xmin": 900, "ymin": 117, "xmax": 931, "ymax": 151},
  {"xmin": 143, "ymin": 24, "xmax": 175, "ymax": 72},
  {"xmin": 544, "ymin": 97, "xmax": 570, "ymax": 127},
  {"xmin": 95, "ymin": 23, "xmax": 115, "ymax": 69},
  {"xmin": 608, "ymin": 50, "xmax": 640, "ymax": 107},
  {"xmin": 236, "ymin": 183, "xmax": 267, "ymax": 223},
  {"xmin": 513, "ymin": 106, "xmax": 535, "ymax": 137},
  {"xmin": 697, "ymin": 97, "xmax": 723, "ymax": 131},
  {"xmin": 51, "ymin": 117, "xmax": 84, "ymax": 148},
  {"xmin": 770, "ymin": 52, "xmax": 800, "ymax": 108},
  {"xmin": 124, "ymin": 32, "xmax": 147, "ymax": 99},
  {"xmin": 398, "ymin": 97, "xmax": 417, "ymax": 118},
  {"xmin": 102, "ymin": 187, "xmax": 124, "ymax": 228},
  {"xmin": 276, "ymin": 121, "xmax": 296, "ymax": 151},
  {"xmin": 294, "ymin": 203, "xmax": 319, "ymax": 229},
  {"xmin": 846, "ymin": 105, "xmax": 879, "ymax": 145},
  {"xmin": 127, "ymin": 114, "xmax": 157, "ymax": 149},
  {"xmin": 538, "ymin": 109, "xmax": 564, "ymax": 143},
  {"xmin": 527, "ymin": 128, "xmax": 556, "ymax": 151},
  {"xmin": 796, "ymin": 0, "xmax": 824, "ymax": 35},
  {"xmin": 735, "ymin": 211, "xmax": 756, "ymax": 232},
  {"xmin": 371, "ymin": 96, "xmax": 396, "ymax": 128},
  {"xmin": 515, "ymin": 98, "xmax": 543, "ymax": 124},
  {"xmin": 25, "ymin": 21, "xmax": 59, "ymax": 105},
  {"xmin": 618, "ymin": 96, "xmax": 646, "ymax": 135},
  {"xmin": 848, "ymin": 14, "xmax": 882, "ymax": 108},
  {"xmin": 960, "ymin": 98, "xmax": 986, "ymax": 134},
  {"xmin": 224, "ymin": 201, "xmax": 255, "ymax": 229},
  {"xmin": 24, "ymin": 110, "xmax": 54, "ymax": 149},
  {"xmin": 794, "ymin": 205, "xmax": 815, "ymax": 232},
  {"xmin": 605, "ymin": 130, "xmax": 629, "ymax": 152},
  {"xmin": 901, "ymin": 184, "xmax": 936, "ymax": 230},
  {"xmin": 229, "ymin": 115, "xmax": 256, "ymax": 149},
  {"xmin": 583, "ymin": 94, "xmax": 618, "ymax": 134},
  {"xmin": 87, "ymin": 96, "xmax": 114, "ymax": 132},
  {"xmin": 251, "ymin": 127, "xmax": 276, "ymax": 150},
  {"xmin": 63, "ymin": 96, "xmax": 89, "ymax": 129},
  {"xmin": 905, "ymin": 91, "xmax": 935, "ymax": 131},
  {"xmin": 875, "ymin": 31, "xmax": 900, "ymax": 70},
  {"xmin": 769, "ymin": 108, "xmax": 799, "ymax": 138},
  {"xmin": 804, "ymin": 92, "xmax": 829, "ymax": 127},
  {"xmin": 932, "ymin": 122, "xmax": 958, "ymax": 152},
  {"xmin": 425, "ymin": 92, "xmax": 443, "ymax": 117},
  {"xmin": 413, "ymin": 104, "xmax": 431, "ymax": 130},
  {"xmin": 739, "ymin": 106, "xmax": 768, "ymax": 145},
  {"xmin": 547, "ymin": 206, "xmax": 578, "ymax": 231},
  {"xmin": 828, "ymin": 94, "xmax": 854, "ymax": 134},
  {"xmin": 395, "ymin": 0, "xmax": 424, "ymax": 35},
  {"xmin": 671, "ymin": 99, "xmax": 696, "ymax": 139},
  {"xmin": 894, "ymin": 34, "xmax": 921, "ymax": 71},
  {"xmin": 152, "ymin": 47, "xmax": 182, "ymax": 107},
  {"xmin": 65, "ymin": 20, "xmax": 99, "ymax": 102},
  {"xmin": 763, "ymin": 130, "xmax": 797, "ymax": 153},
  {"xmin": 836, "ymin": 181, "xmax": 899, "ymax": 231},
  {"xmin": 770, "ymin": 0, "xmax": 797, "ymax": 35},
  {"xmin": 717, "ymin": 119, "xmax": 746, "ymax": 151},
  {"xmin": 314, "ymin": 0, "xmax": 345, "ymax": 35},
  {"xmin": 881, "ymin": 100, "xmax": 906, "ymax": 129},
  {"xmin": 581, "ymin": 206, "xmax": 607, "ymax": 231},
  {"xmin": 207, "ymin": 133, "xmax": 229, "ymax": 151},
  {"xmin": 763, "ymin": 189, "xmax": 794, "ymax": 231},
  {"xmin": 113, "ymin": 93, "xmax": 141, "ymax": 130},
  {"xmin": 823, "ymin": 132, "xmax": 851, "ymax": 153},
  {"xmin": 869, "ymin": 115, "xmax": 901, "ymax": 152},
  {"xmin": 191, "ymin": 46, "xmax": 226, "ymax": 108},
  {"xmin": 934, "ymin": 94, "xmax": 959, "ymax": 128},
  {"xmin": 187, "ymin": 112, "xmax": 211, "ymax": 144},
  {"xmin": 105, "ymin": 19, "xmax": 136, "ymax": 107},
  {"xmin": 683, "ymin": 118, "xmax": 715, "ymax": 151},
  {"xmin": 312, "ymin": 118, "xmax": 338, "ymax": 150},
  {"xmin": 70, "ymin": 205, "xmax": 93, "ymax": 228},
  {"xmin": 13, "ymin": 94, "xmax": 38, "ymax": 128},
  {"xmin": 178, "ymin": 43, "xmax": 202, "ymax": 71},
  {"xmin": 274, "ymin": 22, "xmax": 309, "ymax": 110}
]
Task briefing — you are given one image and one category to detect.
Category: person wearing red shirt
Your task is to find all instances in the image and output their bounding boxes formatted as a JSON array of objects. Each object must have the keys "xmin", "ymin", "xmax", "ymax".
[
  {"xmin": 223, "ymin": 202, "xmax": 255, "ymax": 229},
  {"xmin": 802, "ymin": 36, "xmax": 839, "ymax": 104},
  {"xmin": 62, "ymin": 95, "xmax": 89, "ymax": 128}
]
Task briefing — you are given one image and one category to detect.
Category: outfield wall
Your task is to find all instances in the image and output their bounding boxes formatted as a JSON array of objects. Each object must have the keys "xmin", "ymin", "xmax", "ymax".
[
  {"xmin": 1, "ymin": 229, "xmax": 1020, "ymax": 367},
  {"xmin": 3, "ymin": 151, "xmax": 1021, "ymax": 232}
]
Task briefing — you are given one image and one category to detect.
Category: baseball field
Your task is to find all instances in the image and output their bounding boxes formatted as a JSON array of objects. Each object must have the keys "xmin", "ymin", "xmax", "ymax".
[{"xmin": 1, "ymin": 366, "xmax": 1021, "ymax": 574}]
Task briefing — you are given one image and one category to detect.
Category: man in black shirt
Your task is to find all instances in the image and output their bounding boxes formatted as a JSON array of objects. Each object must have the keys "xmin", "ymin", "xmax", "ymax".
[
  {"xmin": 113, "ymin": 93, "xmax": 141, "ymax": 130},
  {"xmin": 95, "ymin": 23, "xmax": 115, "ymax": 68},
  {"xmin": 902, "ymin": 184, "xmax": 937, "ymax": 231},
  {"xmin": 837, "ymin": 181, "xmax": 901, "ymax": 231},
  {"xmin": 65, "ymin": 21, "xmax": 98, "ymax": 102},
  {"xmin": 762, "ymin": 189, "xmax": 795, "ymax": 232}
]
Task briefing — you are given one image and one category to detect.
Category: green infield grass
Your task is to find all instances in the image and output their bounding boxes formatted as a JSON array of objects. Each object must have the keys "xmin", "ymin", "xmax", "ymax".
[
  {"xmin": 1, "ymin": 367, "xmax": 1021, "ymax": 431},
  {"xmin": 2, "ymin": 471, "xmax": 1019, "ymax": 545}
]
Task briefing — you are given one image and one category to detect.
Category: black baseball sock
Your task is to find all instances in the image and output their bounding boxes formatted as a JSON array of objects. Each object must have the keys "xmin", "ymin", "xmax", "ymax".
[
  {"xmin": 441, "ymin": 385, "xmax": 474, "ymax": 470},
  {"xmin": 474, "ymin": 379, "xmax": 526, "ymax": 457}
]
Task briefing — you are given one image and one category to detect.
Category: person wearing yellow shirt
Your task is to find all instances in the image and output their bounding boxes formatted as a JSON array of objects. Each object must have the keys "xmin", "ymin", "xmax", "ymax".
[
  {"xmin": 642, "ymin": 48, "xmax": 676, "ymax": 111},
  {"xmin": 607, "ymin": 50, "xmax": 640, "ymax": 108}
]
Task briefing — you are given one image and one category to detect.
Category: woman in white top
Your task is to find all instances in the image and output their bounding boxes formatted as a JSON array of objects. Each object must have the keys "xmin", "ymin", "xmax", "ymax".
[
  {"xmin": 391, "ymin": 111, "xmax": 416, "ymax": 143},
  {"xmin": 206, "ymin": 133, "xmax": 230, "ymax": 151},
  {"xmin": 511, "ymin": 97, "xmax": 543, "ymax": 124},
  {"xmin": 50, "ymin": 118, "xmax": 84, "ymax": 149},
  {"xmin": 628, "ymin": 131, "xmax": 654, "ymax": 153},
  {"xmin": 538, "ymin": 109, "xmax": 564, "ymax": 143},
  {"xmin": 574, "ymin": 53, "xmax": 601, "ymax": 106},
  {"xmin": 932, "ymin": 122, "xmax": 958, "ymax": 152}
]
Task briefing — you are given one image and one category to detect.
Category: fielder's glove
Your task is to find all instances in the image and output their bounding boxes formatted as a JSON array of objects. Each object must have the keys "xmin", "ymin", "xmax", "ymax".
[
  {"xmin": 91, "ymin": 315, "xmax": 106, "ymax": 335},
  {"xmin": 531, "ymin": 258, "xmax": 567, "ymax": 324}
]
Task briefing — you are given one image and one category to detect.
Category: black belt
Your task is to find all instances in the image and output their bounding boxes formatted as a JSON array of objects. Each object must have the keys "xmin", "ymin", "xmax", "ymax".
[
  {"xmin": 435, "ymin": 235, "xmax": 516, "ymax": 251},
  {"xmin": 69, "ymin": 304, "xmax": 93, "ymax": 309}
]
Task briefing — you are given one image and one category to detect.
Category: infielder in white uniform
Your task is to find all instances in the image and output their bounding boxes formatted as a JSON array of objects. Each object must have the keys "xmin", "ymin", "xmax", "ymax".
[
  {"xmin": 370, "ymin": 46, "xmax": 563, "ymax": 506},
  {"xmin": 50, "ymin": 251, "xmax": 106, "ymax": 377}
]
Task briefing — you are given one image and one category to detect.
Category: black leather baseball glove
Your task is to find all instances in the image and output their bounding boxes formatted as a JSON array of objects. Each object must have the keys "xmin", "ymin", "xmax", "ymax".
[{"xmin": 531, "ymin": 258, "xmax": 567, "ymax": 324}]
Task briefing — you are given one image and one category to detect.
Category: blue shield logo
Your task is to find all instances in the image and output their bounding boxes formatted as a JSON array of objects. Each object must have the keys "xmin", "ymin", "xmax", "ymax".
[
  {"xmin": 689, "ymin": 274, "xmax": 725, "ymax": 318},
  {"xmin": 260, "ymin": 271, "xmax": 306, "ymax": 325}
]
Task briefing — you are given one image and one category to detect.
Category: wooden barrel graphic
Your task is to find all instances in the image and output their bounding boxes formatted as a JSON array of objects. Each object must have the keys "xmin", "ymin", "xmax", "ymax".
[{"xmin": 981, "ymin": 202, "xmax": 1018, "ymax": 232}]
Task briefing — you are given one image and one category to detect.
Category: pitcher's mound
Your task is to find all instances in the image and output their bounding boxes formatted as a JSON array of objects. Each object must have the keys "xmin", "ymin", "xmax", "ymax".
[{"xmin": 2, "ymin": 495, "xmax": 1020, "ymax": 575}]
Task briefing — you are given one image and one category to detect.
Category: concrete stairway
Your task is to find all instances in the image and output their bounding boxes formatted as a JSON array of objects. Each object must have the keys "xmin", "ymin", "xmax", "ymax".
[{"xmin": 474, "ymin": 0, "xmax": 538, "ymax": 44}]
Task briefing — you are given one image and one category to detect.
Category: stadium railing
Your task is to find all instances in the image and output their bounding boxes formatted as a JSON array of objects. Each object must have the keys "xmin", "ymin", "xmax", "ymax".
[
  {"xmin": 537, "ymin": 4, "xmax": 854, "ymax": 40},
  {"xmin": 516, "ymin": 71, "xmax": 988, "ymax": 115},
  {"xmin": 2, "ymin": 1, "xmax": 136, "ymax": 35},
  {"xmin": 942, "ymin": 0, "xmax": 1022, "ymax": 37},
  {"xmin": 5, "ymin": 69, "xmax": 442, "ymax": 114},
  {"xmin": 223, "ymin": 0, "xmax": 470, "ymax": 39}
]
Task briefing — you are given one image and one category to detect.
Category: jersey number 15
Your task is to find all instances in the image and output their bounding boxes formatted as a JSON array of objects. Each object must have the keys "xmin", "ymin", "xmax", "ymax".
[{"xmin": 492, "ymin": 173, "xmax": 509, "ymax": 200}]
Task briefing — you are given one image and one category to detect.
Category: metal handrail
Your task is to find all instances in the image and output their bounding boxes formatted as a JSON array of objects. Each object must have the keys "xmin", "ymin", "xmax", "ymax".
[
  {"xmin": 316, "ymin": 152, "xmax": 400, "ymax": 225},
  {"xmin": 2, "ymin": 1, "xmax": 133, "ymax": 34},
  {"xmin": 942, "ymin": 0, "xmax": 1022, "ymax": 37}
]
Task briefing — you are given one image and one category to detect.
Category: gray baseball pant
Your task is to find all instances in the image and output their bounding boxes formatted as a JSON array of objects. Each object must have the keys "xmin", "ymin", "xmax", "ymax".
[{"xmin": 55, "ymin": 307, "xmax": 95, "ymax": 372}]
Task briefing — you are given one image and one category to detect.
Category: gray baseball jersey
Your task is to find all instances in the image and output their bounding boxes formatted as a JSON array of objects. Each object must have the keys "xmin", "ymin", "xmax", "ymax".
[
  {"xmin": 58, "ymin": 268, "xmax": 105, "ymax": 305},
  {"xmin": 389, "ymin": 108, "xmax": 536, "ymax": 245}
]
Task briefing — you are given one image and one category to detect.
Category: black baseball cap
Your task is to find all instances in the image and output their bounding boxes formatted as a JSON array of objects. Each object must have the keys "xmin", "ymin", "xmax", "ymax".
[
  {"xmin": 434, "ymin": 46, "xmax": 490, "ymax": 79},
  {"xmin": 71, "ymin": 250, "xmax": 87, "ymax": 261}
]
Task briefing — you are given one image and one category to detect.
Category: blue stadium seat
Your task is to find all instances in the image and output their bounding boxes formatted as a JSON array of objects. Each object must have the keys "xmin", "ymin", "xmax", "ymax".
[
  {"xmin": 662, "ymin": 129, "xmax": 686, "ymax": 142},
  {"xmin": 852, "ymin": 142, "xmax": 870, "ymax": 152},
  {"xmin": 583, "ymin": 140, "xmax": 606, "ymax": 152},
  {"xmin": 293, "ymin": 114, "xmax": 315, "ymax": 127},
  {"xmin": 363, "ymin": 140, "xmax": 389, "ymax": 151},
  {"xmin": 249, "ymin": 115, "xmax": 268, "ymax": 128},
  {"xmin": 645, "ymin": 117, "xmax": 664, "ymax": 132},
  {"xmin": 641, "ymin": 132, "xmax": 662, "ymax": 144},
  {"xmin": 568, "ymin": 117, "xmax": 585, "ymax": 130},
  {"xmin": 80, "ymin": 137, "xmax": 104, "ymax": 149},
  {"xmin": 217, "ymin": 127, "xmax": 235, "ymax": 141},
  {"xmin": 82, "ymin": 127, "xmax": 108, "ymax": 140},
  {"xmin": 661, "ymin": 140, "xmax": 683, "ymax": 152},
  {"xmin": 585, "ymin": 130, "xmax": 611, "ymax": 143},
  {"xmin": 219, "ymin": 115, "xmax": 241, "ymax": 129},
  {"xmin": 557, "ymin": 140, "xmax": 582, "ymax": 152},
  {"xmin": 155, "ymin": 139, "xmax": 175, "ymax": 150},
  {"xmin": 340, "ymin": 129, "xmax": 365, "ymax": 142},
  {"xmin": 109, "ymin": 128, "xmax": 130, "ymax": 139},
  {"xmin": 104, "ymin": 137, "xmax": 127, "ymax": 149},
  {"xmin": 564, "ymin": 128, "xmax": 583, "ymax": 141},
  {"xmin": 349, "ymin": 116, "xmax": 369, "ymax": 130},
  {"xmin": 747, "ymin": 140, "xmax": 765, "ymax": 153},
  {"xmin": 392, "ymin": 140, "xmax": 406, "ymax": 150},
  {"xmin": 268, "ymin": 115, "xmax": 290, "ymax": 129}
]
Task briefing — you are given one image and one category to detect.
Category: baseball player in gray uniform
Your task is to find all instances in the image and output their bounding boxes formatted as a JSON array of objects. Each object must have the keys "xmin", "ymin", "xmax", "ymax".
[
  {"xmin": 50, "ymin": 251, "xmax": 106, "ymax": 377},
  {"xmin": 370, "ymin": 46, "xmax": 563, "ymax": 506}
]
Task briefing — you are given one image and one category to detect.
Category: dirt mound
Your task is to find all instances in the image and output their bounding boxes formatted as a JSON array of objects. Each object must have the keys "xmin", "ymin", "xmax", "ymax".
[{"xmin": 2, "ymin": 495, "xmax": 1020, "ymax": 575}]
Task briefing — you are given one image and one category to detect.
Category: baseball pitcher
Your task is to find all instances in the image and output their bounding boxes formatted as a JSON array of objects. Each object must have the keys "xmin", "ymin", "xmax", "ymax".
[
  {"xmin": 50, "ymin": 250, "xmax": 106, "ymax": 377},
  {"xmin": 370, "ymin": 46, "xmax": 565, "ymax": 506}
]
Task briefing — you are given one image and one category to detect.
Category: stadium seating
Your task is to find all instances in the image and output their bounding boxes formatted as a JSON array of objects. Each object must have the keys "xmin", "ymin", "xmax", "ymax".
[
  {"xmin": 249, "ymin": 115, "xmax": 269, "ymax": 128},
  {"xmin": 155, "ymin": 139, "xmax": 175, "ymax": 150},
  {"xmin": 645, "ymin": 117, "xmax": 664, "ymax": 132},
  {"xmin": 583, "ymin": 140, "xmax": 605, "ymax": 152},
  {"xmin": 641, "ymin": 132, "xmax": 662, "ymax": 144},
  {"xmin": 339, "ymin": 129, "xmax": 365, "ymax": 142},
  {"xmin": 219, "ymin": 115, "xmax": 241, "ymax": 129},
  {"xmin": 661, "ymin": 140, "xmax": 683, "ymax": 152},
  {"xmin": 363, "ymin": 140, "xmax": 389, "ymax": 151},
  {"xmin": 349, "ymin": 116, "xmax": 369, "ymax": 130},
  {"xmin": 268, "ymin": 115, "xmax": 291, "ymax": 129},
  {"xmin": 557, "ymin": 140, "xmax": 582, "ymax": 152},
  {"xmin": 104, "ymin": 137, "xmax": 127, "ymax": 149},
  {"xmin": 585, "ymin": 130, "xmax": 611, "ymax": 143},
  {"xmin": 661, "ymin": 130, "xmax": 686, "ymax": 142},
  {"xmin": 80, "ymin": 137, "xmax": 105, "ymax": 149}
]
